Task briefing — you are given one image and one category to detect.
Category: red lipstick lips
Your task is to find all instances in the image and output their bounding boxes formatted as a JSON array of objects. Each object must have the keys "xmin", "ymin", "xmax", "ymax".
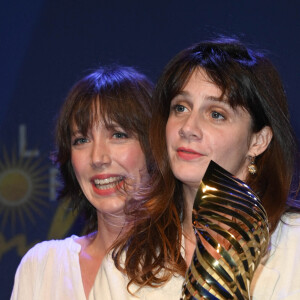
[
  {"xmin": 177, "ymin": 147, "xmax": 203, "ymax": 160},
  {"xmin": 91, "ymin": 174, "xmax": 124, "ymax": 196}
]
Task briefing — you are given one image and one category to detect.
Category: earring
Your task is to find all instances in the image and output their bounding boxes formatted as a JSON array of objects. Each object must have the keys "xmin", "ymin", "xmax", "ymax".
[{"xmin": 248, "ymin": 156, "xmax": 257, "ymax": 175}]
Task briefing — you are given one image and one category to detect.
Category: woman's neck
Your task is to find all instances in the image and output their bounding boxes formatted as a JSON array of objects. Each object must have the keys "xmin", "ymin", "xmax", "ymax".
[
  {"xmin": 95, "ymin": 211, "xmax": 128, "ymax": 252},
  {"xmin": 182, "ymin": 184, "xmax": 198, "ymax": 233},
  {"xmin": 77, "ymin": 212, "xmax": 128, "ymax": 299},
  {"xmin": 182, "ymin": 184, "xmax": 198, "ymax": 265}
]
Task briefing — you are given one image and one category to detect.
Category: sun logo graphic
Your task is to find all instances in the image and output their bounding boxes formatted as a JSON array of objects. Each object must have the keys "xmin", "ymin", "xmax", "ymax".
[
  {"xmin": 0, "ymin": 124, "xmax": 50, "ymax": 232},
  {"xmin": 0, "ymin": 124, "xmax": 83, "ymax": 260}
]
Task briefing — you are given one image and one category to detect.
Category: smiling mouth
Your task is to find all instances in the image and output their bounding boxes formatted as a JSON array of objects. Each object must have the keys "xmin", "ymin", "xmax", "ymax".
[{"xmin": 93, "ymin": 176, "xmax": 124, "ymax": 190}]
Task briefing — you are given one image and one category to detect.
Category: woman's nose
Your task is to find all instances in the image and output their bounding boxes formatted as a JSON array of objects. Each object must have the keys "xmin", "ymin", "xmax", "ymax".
[
  {"xmin": 179, "ymin": 113, "xmax": 203, "ymax": 140},
  {"xmin": 90, "ymin": 142, "xmax": 112, "ymax": 169}
]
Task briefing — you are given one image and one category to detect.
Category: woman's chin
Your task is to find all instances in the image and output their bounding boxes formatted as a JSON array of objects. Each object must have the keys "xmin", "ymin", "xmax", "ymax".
[{"xmin": 176, "ymin": 173, "xmax": 204, "ymax": 188}]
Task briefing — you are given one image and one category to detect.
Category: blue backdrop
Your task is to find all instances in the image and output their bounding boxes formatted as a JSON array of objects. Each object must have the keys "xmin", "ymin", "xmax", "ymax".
[{"xmin": 1, "ymin": 1, "xmax": 299, "ymax": 299}]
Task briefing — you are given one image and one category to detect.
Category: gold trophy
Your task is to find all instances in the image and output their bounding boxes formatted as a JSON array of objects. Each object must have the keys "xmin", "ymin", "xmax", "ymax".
[{"xmin": 181, "ymin": 161, "xmax": 269, "ymax": 300}]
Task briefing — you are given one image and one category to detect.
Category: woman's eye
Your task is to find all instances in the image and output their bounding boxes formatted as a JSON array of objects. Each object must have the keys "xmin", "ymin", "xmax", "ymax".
[
  {"xmin": 211, "ymin": 111, "xmax": 225, "ymax": 120},
  {"xmin": 72, "ymin": 137, "xmax": 89, "ymax": 145},
  {"xmin": 112, "ymin": 132, "xmax": 128, "ymax": 139},
  {"xmin": 172, "ymin": 104, "xmax": 187, "ymax": 113}
]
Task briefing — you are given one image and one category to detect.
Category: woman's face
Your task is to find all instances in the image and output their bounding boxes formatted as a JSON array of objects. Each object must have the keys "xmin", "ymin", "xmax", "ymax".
[
  {"xmin": 166, "ymin": 69, "xmax": 259, "ymax": 191},
  {"xmin": 71, "ymin": 117, "xmax": 147, "ymax": 216}
]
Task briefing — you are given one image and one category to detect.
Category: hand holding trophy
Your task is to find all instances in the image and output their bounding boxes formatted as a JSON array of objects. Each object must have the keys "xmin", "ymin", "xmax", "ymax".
[{"xmin": 181, "ymin": 161, "xmax": 270, "ymax": 300}]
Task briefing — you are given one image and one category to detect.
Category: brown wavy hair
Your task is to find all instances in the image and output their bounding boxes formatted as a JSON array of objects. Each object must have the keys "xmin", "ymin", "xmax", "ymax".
[
  {"xmin": 148, "ymin": 36, "xmax": 299, "ymax": 244},
  {"xmin": 53, "ymin": 65, "xmax": 186, "ymax": 290}
]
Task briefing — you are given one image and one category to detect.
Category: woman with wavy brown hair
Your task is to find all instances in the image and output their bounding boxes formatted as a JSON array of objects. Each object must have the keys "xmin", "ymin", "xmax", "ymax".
[
  {"xmin": 11, "ymin": 65, "xmax": 184, "ymax": 300},
  {"xmin": 147, "ymin": 37, "xmax": 300, "ymax": 298}
]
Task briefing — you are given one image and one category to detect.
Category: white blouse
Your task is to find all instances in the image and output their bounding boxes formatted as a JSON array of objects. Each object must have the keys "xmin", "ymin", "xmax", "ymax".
[
  {"xmin": 11, "ymin": 213, "xmax": 300, "ymax": 300},
  {"xmin": 10, "ymin": 235, "xmax": 184, "ymax": 300},
  {"xmin": 250, "ymin": 213, "xmax": 300, "ymax": 299}
]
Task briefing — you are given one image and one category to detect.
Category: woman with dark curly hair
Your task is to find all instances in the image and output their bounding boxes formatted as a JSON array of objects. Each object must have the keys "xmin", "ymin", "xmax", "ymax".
[
  {"xmin": 11, "ymin": 65, "xmax": 184, "ymax": 300},
  {"xmin": 147, "ymin": 37, "xmax": 300, "ymax": 299}
]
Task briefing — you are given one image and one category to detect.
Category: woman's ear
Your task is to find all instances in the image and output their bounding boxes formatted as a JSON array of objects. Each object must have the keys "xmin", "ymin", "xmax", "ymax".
[{"xmin": 248, "ymin": 126, "xmax": 273, "ymax": 157}]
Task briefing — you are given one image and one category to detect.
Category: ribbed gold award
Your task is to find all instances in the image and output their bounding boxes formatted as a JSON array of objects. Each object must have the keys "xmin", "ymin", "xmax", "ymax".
[{"xmin": 181, "ymin": 161, "xmax": 269, "ymax": 299}]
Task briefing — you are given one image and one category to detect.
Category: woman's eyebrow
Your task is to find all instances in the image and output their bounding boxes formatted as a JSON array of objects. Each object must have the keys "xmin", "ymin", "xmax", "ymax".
[
  {"xmin": 105, "ymin": 122, "xmax": 120, "ymax": 129},
  {"xmin": 205, "ymin": 95, "xmax": 231, "ymax": 106},
  {"xmin": 205, "ymin": 95, "xmax": 225, "ymax": 102},
  {"xmin": 174, "ymin": 91, "xmax": 226, "ymax": 101},
  {"xmin": 177, "ymin": 90, "xmax": 190, "ymax": 97},
  {"xmin": 171, "ymin": 91, "xmax": 192, "ymax": 102},
  {"xmin": 71, "ymin": 130, "xmax": 81, "ymax": 136}
]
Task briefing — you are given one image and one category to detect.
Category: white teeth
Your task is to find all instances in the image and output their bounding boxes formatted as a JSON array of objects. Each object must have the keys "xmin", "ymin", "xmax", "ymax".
[
  {"xmin": 93, "ymin": 176, "xmax": 123, "ymax": 189},
  {"xmin": 96, "ymin": 182, "xmax": 118, "ymax": 190}
]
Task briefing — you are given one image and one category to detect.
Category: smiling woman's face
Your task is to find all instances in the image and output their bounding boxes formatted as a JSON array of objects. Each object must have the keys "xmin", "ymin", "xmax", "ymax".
[
  {"xmin": 166, "ymin": 69, "xmax": 257, "ymax": 191},
  {"xmin": 71, "ymin": 117, "xmax": 147, "ymax": 216}
]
